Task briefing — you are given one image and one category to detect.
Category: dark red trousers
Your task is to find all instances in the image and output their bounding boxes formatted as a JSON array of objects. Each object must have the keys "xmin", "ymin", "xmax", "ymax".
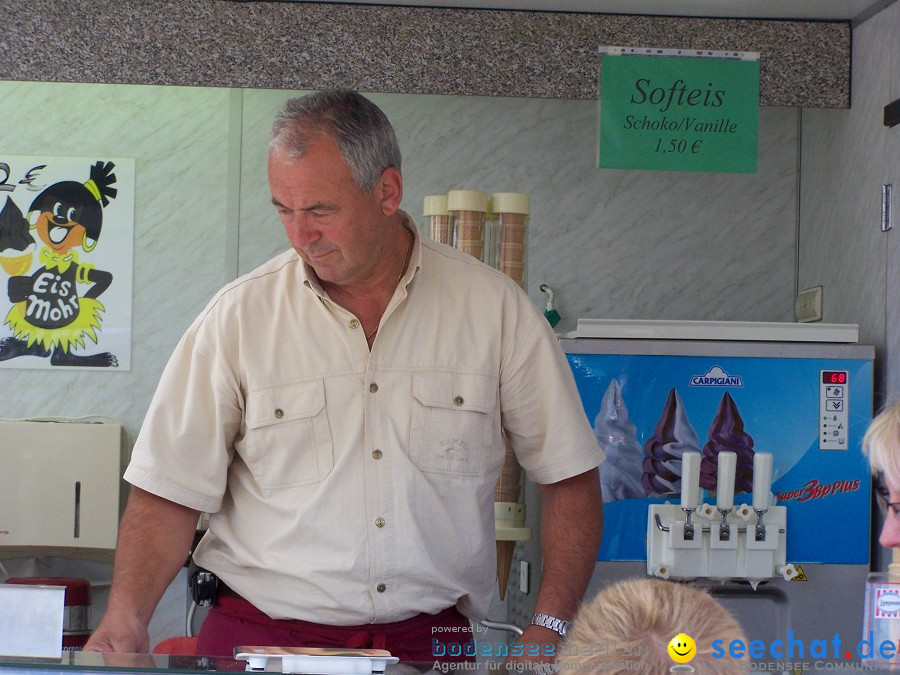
[{"xmin": 196, "ymin": 593, "xmax": 475, "ymax": 663}]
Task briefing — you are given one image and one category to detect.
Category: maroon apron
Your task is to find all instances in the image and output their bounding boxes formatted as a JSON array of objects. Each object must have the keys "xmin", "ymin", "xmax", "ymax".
[{"xmin": 196, "ymin": 591, "xmax": 475, "ymax": 663}]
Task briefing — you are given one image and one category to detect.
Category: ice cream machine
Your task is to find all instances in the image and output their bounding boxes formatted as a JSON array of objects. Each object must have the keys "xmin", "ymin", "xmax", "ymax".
[{"xmin": 558, "ymin": 319, "xmax": 875, "ymax": 658}]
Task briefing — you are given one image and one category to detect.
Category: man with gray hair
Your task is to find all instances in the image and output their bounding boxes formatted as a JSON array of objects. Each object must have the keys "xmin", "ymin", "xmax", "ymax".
[{"xmin": 86, "ymin": 89, "xmax": 603, "ymax": 662}]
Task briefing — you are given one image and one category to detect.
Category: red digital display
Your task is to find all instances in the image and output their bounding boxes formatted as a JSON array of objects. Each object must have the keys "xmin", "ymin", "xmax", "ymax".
[{"xmin": 822, "ymin": 370, "xmax": 847, "ymax": 384}]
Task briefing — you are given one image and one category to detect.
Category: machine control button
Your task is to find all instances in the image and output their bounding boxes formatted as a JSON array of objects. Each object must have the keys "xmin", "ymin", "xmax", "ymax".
[
  {"xmin": 372, "ymin": 449, "xmax": 383, "ymax": 459},
  {"xmin": 819, "ymin": 370, "xmax": 849, "ymax": 450},
  {"xmin": 369, "ymin": 383, "xmax": 379, "ymax": 393}
]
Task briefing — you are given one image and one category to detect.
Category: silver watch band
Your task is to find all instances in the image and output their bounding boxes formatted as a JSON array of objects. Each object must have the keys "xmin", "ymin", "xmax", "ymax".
[{"xmin": 529, "ymin": 612, "xmax": 571, "ymax": 638}]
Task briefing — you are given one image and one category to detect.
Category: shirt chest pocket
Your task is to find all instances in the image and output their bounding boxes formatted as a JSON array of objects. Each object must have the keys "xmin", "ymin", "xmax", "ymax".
[
  {"xmin": 410, "ymin": 372, "xmax": 498, "ymax": 476},
  {"xmin": 243, "ymin": 380, "xmax": 334, "ymax": 488}
]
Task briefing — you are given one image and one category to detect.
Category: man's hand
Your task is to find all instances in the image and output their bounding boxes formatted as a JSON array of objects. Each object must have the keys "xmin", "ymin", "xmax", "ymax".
[
  {"xmin": 505, "ymin": 625, "xmax": 561, "ymax": 666},
  {"xmin": 83, "ymin": 607, "xmax": 150, "ymax": 653}
]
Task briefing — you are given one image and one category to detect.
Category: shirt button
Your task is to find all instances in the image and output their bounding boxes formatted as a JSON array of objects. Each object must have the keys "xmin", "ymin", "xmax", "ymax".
[
  {"xmin": 372, "ymin": 449, "xmax": 383, "ymax": 460},
  {"xmin": 349, "ymin": 319, "xmax": 360, "ymax": 329},
  {"xmin": 376, "ymin": 583, "xmax": 386, "ymax": 593},
  {"xmin": 274, "ymin": 408, "xmax": 284, "ymax": 418},
  {"xmin": 369, "ymin": 383, "xmax": 379, "ymax": 393},
  {"xmin": 375, "ymin": 518, "xmax": 385, "ymax": 528},
  {"xmin": 453, "ymin": 396, "xmax": 464, "ymax": 406}
]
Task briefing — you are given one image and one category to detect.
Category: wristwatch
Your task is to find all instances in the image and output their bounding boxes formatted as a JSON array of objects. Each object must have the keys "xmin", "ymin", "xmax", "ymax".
[{"xmin": 529, "ymin": 612, "xmax": 572, "ymax": 638}]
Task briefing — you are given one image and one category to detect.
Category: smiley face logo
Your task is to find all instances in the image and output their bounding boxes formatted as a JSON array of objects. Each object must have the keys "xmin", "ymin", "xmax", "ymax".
[{"xmin": 667, "ymin": 633, "xmax": 696, "ymax": 664}]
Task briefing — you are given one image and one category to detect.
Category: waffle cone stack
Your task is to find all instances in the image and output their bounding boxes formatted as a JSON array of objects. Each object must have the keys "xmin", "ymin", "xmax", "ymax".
[
  {"xmin": 497, "ymin": 212, "xmax": 526, "ymax": 287},
  {"xmin": 447, "ymin": 190, "xmax": 489, "ymax": 262},
  {"xmin": 491, "ymin": 193, "xmax": 529, "ymax": 288},
  {"xmin": 454, "ymin": 211, "xmax": 486, "ymax": 260},
  {"xmin": 424, "ymin": 195, "xmax": 453, "ymax": 245},
  {"xmin": 431, "ymin": 215, "xmax": 452, "ymax": 245}
]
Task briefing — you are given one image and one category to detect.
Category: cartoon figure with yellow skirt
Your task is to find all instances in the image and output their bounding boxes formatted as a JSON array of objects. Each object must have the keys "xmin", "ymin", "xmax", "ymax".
[{"xmin": 0, "ymin": 160, "xmax": 118, "ymax": 367}]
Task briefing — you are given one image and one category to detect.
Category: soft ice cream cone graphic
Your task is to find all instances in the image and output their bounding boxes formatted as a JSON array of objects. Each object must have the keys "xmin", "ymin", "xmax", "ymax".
[
  {"xmin": 641, "ymin": 388, "xmax": 703, "ymax": 496},
  {"xmin": 0, "ymin": 251, "xmax": 32, "ymax": 276},
  {"xmin": 699, "ymin": 392, "xmax": 755, "ymax": 493},
  {"xmin": 595, "ymin": 379, "xmax": 646, "ymax": 502}
]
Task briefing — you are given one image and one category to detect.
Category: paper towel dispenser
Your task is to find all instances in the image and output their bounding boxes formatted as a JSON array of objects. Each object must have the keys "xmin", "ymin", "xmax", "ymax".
[{"xmin": 0, "ymin": 420, "xmax": 126, "ymax": 558}]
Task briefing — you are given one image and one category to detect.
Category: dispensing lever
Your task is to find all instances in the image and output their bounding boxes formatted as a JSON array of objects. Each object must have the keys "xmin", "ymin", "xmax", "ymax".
[
  {"xmin": 717, "ymin": 452, "xmax": 736, "ymax": 540},
  {"xmin": 752, "ymin": 453, "xmax": 773, "ymax": 541},
  {"xmin": 680, "ymin": 452, "xmax": 701, "ymax": 540}
]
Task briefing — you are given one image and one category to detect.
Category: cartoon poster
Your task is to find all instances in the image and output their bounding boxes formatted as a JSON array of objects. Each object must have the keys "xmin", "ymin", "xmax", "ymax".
[{"xmin": 0, "ymin": 156, "xmax": 134, "ymax": 370}]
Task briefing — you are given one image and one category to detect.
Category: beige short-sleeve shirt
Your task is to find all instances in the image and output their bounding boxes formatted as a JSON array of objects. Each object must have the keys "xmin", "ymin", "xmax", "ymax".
[{"xmin": 124, "ymin": 214, "xmax": 603, "ymax": 625}]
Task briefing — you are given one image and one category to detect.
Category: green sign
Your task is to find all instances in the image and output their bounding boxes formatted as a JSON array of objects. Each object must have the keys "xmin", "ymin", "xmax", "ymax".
[{"xmin": 599, "ymin": 54, "xmax": 759, "ymax": 173}]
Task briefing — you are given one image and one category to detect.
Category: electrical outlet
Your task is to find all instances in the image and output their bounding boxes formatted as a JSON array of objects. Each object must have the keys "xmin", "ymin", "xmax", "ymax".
[
  {"xmin": 796, "ymin": 286, "xmax": 823, "ymax": 323},
  {"xmin": 519, "ymin": 561, "xmax": 530, "ymax": 594}
]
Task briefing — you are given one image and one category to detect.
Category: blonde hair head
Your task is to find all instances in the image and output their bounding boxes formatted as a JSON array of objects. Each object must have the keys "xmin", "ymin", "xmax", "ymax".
[
  {"xmin": 863, "ymin": 401, "xmax": 900, "ymax": 488},
  {"xmin": 558, "ymin": 578, "xmax": 746, "ymax": 673}
]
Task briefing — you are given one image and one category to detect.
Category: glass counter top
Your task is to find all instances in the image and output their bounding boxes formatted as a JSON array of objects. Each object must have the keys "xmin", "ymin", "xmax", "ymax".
[
  {"xmin": 0, "ymin": 652, "xmax": 240, "ymax": 675},
  {"xmin": 0, "ymin": 654, "xmax": 554, "ymax": 675}
]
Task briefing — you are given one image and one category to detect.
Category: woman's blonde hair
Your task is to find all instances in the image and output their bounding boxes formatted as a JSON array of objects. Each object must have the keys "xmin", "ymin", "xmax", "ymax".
[
  {"xmin": 558, "ymin": 577, "xmax": 746, "ymax": 673},
  {"xmin": 862, "ymin": 401, "xmax": 900, "ymax": 487}
]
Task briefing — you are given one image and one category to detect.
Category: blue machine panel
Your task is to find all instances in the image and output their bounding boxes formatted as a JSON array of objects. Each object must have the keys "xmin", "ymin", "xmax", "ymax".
[{"xmin": 565, "ymin": 348, "xmax": 873, "ymax": 564}]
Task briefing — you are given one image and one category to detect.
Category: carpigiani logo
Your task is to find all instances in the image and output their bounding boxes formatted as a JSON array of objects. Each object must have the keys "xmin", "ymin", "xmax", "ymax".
[{"xmin": 689, "ymin": 366, "xmax": 744, "ymax": 387}]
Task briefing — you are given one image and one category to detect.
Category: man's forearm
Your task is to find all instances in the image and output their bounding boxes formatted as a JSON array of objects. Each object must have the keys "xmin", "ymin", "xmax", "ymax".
[
  {"xmin": 105, "ymin": 487, "xmax": 200, "ymax": 627},
  {"xmin": 507, "ymin": 468, "xmax": 602, "ymax": 663},
  {"xmin": 532, "ymin": 468, "xmax": 603, "ymax": 621}
]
